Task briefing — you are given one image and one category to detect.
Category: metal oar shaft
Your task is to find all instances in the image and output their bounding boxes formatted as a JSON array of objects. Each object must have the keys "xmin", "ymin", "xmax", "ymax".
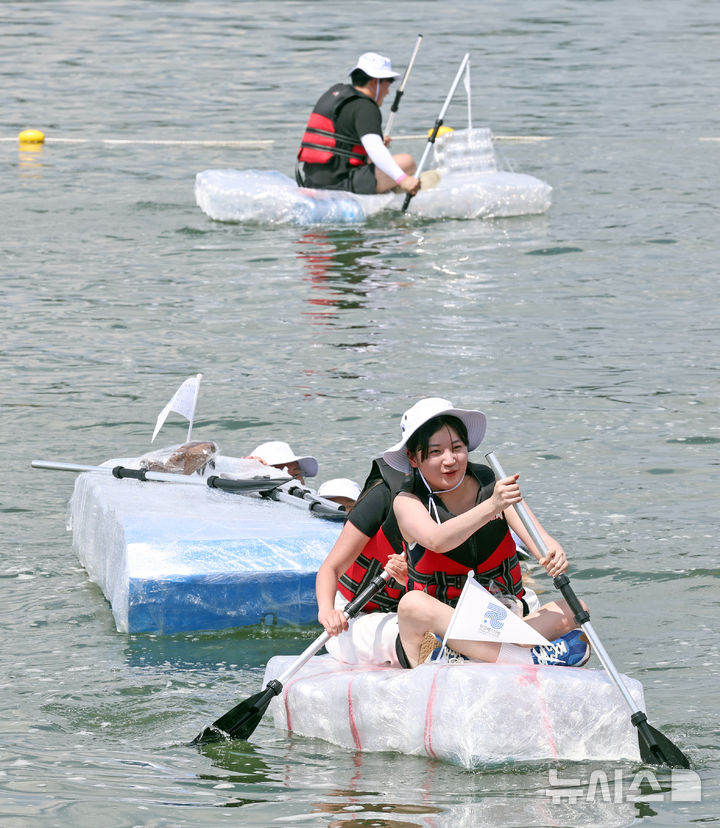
[
  {"xmin": 484, "ymin": 450, "xmax": 690, "ymax": 768},
  {"xmin": 31, "ymin": 459, "xmax": 289, "ymax": 493},
  {"xmin": 274, "ymin": 570, "xmax": 392, "ymax": 687},
  {"xmin": 267, "ymin": 484, "xmax": 347, "ymax": 521},
  {"xmin": 485, "ymin": 451, "xmax": 641, "ymax": 712},
  {"xmin": 402, "ymin": 52, "xmax": 470, "ymax": 212},
  {"xmin": 193, "ymin": 569, "xmax": 393, "ymax": 743},
  {"xmin": 384, "ymin": 34, "xmax": 423, "ymax": 138}
]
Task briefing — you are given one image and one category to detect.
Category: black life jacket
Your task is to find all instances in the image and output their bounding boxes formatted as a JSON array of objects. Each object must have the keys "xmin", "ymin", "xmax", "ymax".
[
  {"xmin": 405, "ymin": 463, "xmax": 526, "ymax": 608},
  {"xmin": 337, "ymin": 458, "xmax": 408, "ymax": 613}
]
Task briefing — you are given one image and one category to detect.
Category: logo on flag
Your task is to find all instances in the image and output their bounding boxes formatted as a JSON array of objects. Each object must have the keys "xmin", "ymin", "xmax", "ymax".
[{"xmin": 441, "ymin": 573, "xmax": 551, "ymax": 648}]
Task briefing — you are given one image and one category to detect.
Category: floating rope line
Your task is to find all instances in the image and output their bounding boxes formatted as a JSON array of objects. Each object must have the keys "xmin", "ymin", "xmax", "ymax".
[
  {"xmin": 5, "ymin": 136, "xmax": 272, "ymax": 147},
  {"xmin": 6, "ymin": 133, "xmax": 546, "ymax": 147}
]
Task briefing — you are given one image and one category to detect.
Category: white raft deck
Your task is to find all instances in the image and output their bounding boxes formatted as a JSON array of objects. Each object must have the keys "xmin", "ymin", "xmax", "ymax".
[
  {"xmin": 68, "ymin": 457, "xmax": 341, "ymax": 634},
  {"xmin": 263, "ymin": 655, "xmax": 645, "ymax": 767},
  {"xmin": 195, "ymin": 127, "xmax": 552, "ymax": 225}
]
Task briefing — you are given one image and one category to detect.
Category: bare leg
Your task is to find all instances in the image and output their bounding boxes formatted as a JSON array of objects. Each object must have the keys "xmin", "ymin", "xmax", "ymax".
[
  {"xmin": 397, "ymin": 591, "xmax": 586, "ymax": 668},
  {"xmin": 374, "ymin": 153, "xmax": 417, "ymax": 194},
  {"xmin": 397, "ymin": 591, "xmax": 501, "ymax": 667}
]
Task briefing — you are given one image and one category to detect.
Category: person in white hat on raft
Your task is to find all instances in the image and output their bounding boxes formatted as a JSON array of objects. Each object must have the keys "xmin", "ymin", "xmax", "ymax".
[
  {"xmin": 384, "ymin": 398, "xmax": 592, "ymax": 669},
  {"xmin": 317, "ymin": 478, "xmax": 362, "ymax": 511},
  {"xmin": 249, "ymin": 440, "xmax": 318, "ymax": 486},
  {"xmin": 297, "ymin": 52, "xmax": 420, "ymax": 196}
]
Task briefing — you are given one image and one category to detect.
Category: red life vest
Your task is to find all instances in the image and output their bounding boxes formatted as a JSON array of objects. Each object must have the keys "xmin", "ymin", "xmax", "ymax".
[
  {"xmin": 338, "ymin": 526, "xmax": 405, "ymax": 613},
  {"xmin": 405, "ymin": 462, "xmax": 526, "ymax": 608},
  {"xmin": 407, "ymin": 528, "xmax": 525, "ymax": 607},
  {"xmin": 336, "ymin": 458, "xmax": 408, "ymax": 613},
  {"xmin": 297, "ymin": 83, "xmax": 369, "ymax": 168}
]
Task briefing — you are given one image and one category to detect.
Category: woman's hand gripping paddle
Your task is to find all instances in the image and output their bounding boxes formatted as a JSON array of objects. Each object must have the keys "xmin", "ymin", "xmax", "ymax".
[
  {"xmin": 485, "ymin": 451, "xmax": 690, "ymax": 768},
  {"xmin": 402, "ymin": 52, "xmax": 470, "ymax": 212},
  {"xmin": 191, "ymin": 567, "xmax": 396, "ymax": 745}
]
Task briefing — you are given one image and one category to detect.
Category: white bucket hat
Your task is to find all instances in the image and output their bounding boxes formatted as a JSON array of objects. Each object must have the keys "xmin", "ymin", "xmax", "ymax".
[
  {"xmin": 317, "ymin": 478, "xmax": 361, "ymax": 501},
  {"xmin": 250, "ymin": 441, "xmax": 318, "ymax": 478},
  {"xmin": 383, "ymin": 398, "xmax": 487, "ymax": 473},
  {"xmin": 350, "ymin": 52, "xmax": 400, "ymax": 79}
]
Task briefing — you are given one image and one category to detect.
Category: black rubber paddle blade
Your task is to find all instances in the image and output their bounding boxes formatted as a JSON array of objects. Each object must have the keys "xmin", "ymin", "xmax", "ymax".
[
  {"xmin": 192, "ymin": 686, "xmax": 278, "ymax": 745},
  {"xmin": 638, "ymin": 723, "xmax": 691, "ymax": 768}
]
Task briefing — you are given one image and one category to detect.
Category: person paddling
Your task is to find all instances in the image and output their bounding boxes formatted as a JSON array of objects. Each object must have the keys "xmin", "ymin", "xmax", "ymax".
[
  {"xmin": 297, "ymin": 52, "xmax": 420, "ymax": 196},
  {"xmin": 385, "ymin": 398, "xmax": 592, "ymax": 669}
]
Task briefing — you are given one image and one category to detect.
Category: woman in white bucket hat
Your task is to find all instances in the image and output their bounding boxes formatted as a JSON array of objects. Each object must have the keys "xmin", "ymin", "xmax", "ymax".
[
  {"xmin": 384, "ymin": 398, "xmax": 591, "ymax": 669},
  {"xmin": 297, "ymin": 52, "xmax": 420, "ymax": 196}
]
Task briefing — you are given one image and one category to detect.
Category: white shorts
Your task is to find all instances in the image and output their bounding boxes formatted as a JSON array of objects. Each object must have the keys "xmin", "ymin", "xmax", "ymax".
[
  {"xmin": 524, "ymin": 586, "xmax": 540, "ymax": 614},
  {"xmin": 324, "ymin": 591, "xmax": 401, "ymax": 667}
]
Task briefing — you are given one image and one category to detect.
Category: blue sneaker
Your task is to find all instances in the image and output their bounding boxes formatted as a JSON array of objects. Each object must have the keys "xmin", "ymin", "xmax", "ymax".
[
  {"xmin": 420, "ymin": 632, "xmax": 469, "ymax": 665},
  {"xmin": 530, "ymin": 629, "xmax": 591, "ymax": 667}
]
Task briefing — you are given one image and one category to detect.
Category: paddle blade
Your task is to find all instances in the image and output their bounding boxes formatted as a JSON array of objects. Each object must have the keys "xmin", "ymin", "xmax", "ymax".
[
  {"xmin": 192, "ymin": 684, "xmax": 280, "ymax": 746},
  {"xmin": 637, "ymin": 722, "xmax": 691, "ymax": 768}
]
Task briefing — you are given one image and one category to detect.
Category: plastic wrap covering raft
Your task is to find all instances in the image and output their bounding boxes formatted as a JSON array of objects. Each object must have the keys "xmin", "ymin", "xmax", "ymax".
[
  {"xmin": 67, "ymin": 454, "xmax": 341, "ymax": 634},
  {"xmin": 263, "ymin": 654, "xmax": 645, "ymax": 768},
  {"xmin": 194, "ymin": 128, "xmax": 552, "ymax": 225}
]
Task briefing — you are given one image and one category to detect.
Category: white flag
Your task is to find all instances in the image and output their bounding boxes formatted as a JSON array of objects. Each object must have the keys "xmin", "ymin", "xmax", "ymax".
[
  {"xmin": 151, "ymin": 373, "xmax": 202, "ymax": 443},
  {"xmin": 443, "ymin": 574, "xmax": 550, "ymax": 647}
]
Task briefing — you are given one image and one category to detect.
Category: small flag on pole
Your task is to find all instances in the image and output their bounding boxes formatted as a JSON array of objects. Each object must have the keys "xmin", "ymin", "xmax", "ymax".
[
  {"xmin": 151, "ymin": 373, "xmax": 202, "ymax": 443},
  {"xmin": 440, "ymin": 573, "xmax": 550, "ymax": 655}
]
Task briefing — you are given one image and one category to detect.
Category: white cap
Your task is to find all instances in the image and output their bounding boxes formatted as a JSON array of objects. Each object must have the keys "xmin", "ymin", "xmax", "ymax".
[
  {"xmin": 250, "ymin": 441, "xmax": 318, "ymax": 478},
  {"xmin": 350, "ymin": 52, "xmax": 400, "ymax": 79},
  {"xmin": 317, "ymin": 478, "xmax": 361, "ymax": 501},
  {"xmin": 383, "ymin": 398, "xmax": 487, "ymax": 473}
]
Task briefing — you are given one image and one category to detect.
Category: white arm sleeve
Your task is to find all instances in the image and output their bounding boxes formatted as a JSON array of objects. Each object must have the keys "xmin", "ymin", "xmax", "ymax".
[{"xmin": 360, "ymin": 133, "xmax": 406, "ymax": 182}]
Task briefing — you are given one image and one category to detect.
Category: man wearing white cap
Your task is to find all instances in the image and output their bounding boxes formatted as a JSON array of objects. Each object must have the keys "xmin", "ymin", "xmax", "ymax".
[
  {"xmin": 249, "ymin": 441, "xmax": 318, "ymax": 486},
  {"xmin": 297, "ymin": 52, "xmax": 420, "ymax": 195}
]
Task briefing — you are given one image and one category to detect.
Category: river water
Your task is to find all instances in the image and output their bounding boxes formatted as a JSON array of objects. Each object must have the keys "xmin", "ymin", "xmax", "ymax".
[{"xmin": 2, "ymin": 2, "xmax": 718, "ymax": 826}]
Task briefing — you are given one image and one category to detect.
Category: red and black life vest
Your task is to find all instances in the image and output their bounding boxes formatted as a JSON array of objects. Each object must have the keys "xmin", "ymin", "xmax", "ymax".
[
  {"xmin": 298, "ymin": 83, "xmax": 370, "ymax": 170},
  {"xmin": 336, "ymin": 458, "xmax": 408, "ymax": 613},
  {"xmin": 405, "ymin": 463, "xmax": 526, "ymax": 608},
  {"xmin": 338, "ymin": 526, "xmax": 406, "ymax": 613}
]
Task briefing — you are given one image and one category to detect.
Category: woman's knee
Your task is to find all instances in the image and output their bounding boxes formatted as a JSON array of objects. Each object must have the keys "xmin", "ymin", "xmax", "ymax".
[
  {"xmin": 393, "ymin": 153, "xmax": 416, "ymax": 174},
  {"xmin": 398, "ymin": 590, "xmax": 433, "ymax": 622}
]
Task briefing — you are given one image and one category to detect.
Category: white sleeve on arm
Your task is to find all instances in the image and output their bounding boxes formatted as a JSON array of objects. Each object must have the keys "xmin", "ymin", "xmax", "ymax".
[{"xmin": 360, "ymin": 133, "xmax": 406, "ymax": 182}]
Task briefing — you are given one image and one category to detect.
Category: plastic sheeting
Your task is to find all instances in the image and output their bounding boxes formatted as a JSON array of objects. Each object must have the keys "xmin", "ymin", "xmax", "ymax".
[
  {"xmin": 195, "ymin": 128, "xmax": 551, "ymax": 225},
  {"xmin": 264, "ymin": 654, "xmax": 645, "ymax": 768},
  {"xmin": 67, "ymin": 457, "xmax": 341, "ymax": 633}
]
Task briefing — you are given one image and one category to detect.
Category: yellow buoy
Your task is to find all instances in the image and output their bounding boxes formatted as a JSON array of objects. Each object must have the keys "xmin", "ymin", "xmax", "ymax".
[
  {"xmin": 18, "ymin": 129, "xmax": 45, "ymax": 144},
  {"xmin": 428, "ymin": 125, "xmax": 454, "ymax": 138}
]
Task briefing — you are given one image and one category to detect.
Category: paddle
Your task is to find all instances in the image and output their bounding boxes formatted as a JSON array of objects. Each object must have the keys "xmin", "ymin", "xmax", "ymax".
[
  {"xmin": 192, "ymin": 567, "xmax": 394, "ymax": 744},
  {"xmin": 265, "ymin": 482, "xmax": 347, "ymax": 521},
  {"xmin": 402, "ymin": 52, "xmax": 470, "ymax": 212},
  {"xmin": 384, "ymin": 34, "xmax": 423, "ymax": 140},
  {"xmin": 485, "ymin": 451, "xmax": 691, "ymax": 769},
  {"xmin": 31, "ymin": 459, "xmax": 290, "ymax": 496}
]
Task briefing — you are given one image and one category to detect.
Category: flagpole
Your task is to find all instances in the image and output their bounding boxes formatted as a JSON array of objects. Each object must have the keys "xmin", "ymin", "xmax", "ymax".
[
  {"xmin": 439, "ymin": 569, "xmax": 474, "ymax": 659},
  {"xmin": 465, "ymin": 60, "xmax": 472, "ymax": 130},
  {"xmin": 186, "ymin": 373, "xmax": 202, "ymax": 441}
]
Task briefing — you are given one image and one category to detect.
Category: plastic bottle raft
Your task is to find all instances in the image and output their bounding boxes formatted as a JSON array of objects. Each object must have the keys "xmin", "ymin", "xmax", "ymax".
[
  {"xmin": 263, "ymin": 654, "xmax": 645, "ymax": 768},
  {"xmin": 68, "ymin": 454, "xmax": 341, "ymax": 634},
  {"xmin": 195, "ymin": 128, "xmax": 552, "ymax": 225}
]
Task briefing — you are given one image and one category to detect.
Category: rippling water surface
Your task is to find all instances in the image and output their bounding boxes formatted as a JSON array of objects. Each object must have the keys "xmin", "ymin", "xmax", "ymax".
[{"xmin": 2, "ymin": 2, "xmax": 719, "ymax": 826}]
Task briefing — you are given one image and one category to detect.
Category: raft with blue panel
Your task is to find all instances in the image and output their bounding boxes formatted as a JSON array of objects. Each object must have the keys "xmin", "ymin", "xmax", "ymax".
[
  {"xmin": 195, "ymin": 128, "xmax": 552, "ymax": 225},
  {"xmin": 66, "ymin": 454, "xmax": 342, "ymax": 634}
]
